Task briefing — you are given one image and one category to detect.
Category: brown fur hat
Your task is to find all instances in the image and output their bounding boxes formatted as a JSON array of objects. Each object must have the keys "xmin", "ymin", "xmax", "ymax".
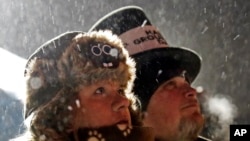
[{"xmin": 24, "ymin": 30, "xmax": 136, "ymax": 119}]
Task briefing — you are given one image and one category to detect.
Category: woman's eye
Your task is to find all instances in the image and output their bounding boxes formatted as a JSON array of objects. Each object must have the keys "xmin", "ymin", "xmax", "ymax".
[
  {"xmin": 118, "ymin": 89, "xmax": 125, "ymax": 96},
  {"xmin": 95, "ymin": 87, "xmax": 105, "ymax": 95}
]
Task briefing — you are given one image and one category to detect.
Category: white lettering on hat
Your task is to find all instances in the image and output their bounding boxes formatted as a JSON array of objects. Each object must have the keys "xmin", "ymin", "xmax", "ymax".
[{"xmin": 119, "ymin": 25, "xmax": 168, "ymax": 55}]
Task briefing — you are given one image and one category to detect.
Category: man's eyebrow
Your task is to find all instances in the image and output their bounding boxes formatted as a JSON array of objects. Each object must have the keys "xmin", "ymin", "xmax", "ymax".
[{"xmin": 162, "ymin": 79, "xmax": 176, "ymax": 87}]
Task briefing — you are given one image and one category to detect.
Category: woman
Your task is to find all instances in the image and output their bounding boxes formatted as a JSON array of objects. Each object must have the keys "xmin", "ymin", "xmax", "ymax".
[{"xmin": 15, "ymin": 30, "xmax": 154, "ymax": 141}]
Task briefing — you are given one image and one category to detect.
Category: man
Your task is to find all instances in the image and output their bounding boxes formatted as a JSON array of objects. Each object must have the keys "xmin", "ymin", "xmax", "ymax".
[{"xmin": 89, "ymin": 6, "xmax": 211, "ymax": 141}]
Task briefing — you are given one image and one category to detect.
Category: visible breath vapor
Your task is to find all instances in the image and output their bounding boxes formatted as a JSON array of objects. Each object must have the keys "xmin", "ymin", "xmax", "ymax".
[{"xmin": 203, "ymin": 94, "xmax": 238, "ymax": 141}]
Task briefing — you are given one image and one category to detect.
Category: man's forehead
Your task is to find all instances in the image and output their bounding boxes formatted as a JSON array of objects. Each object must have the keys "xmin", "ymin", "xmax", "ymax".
[{"xmin": 162, "ymin": 74, "xmax": 189, "ymax": 85}]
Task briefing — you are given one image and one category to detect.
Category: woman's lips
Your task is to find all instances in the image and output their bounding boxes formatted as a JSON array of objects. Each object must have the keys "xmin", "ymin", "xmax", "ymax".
[
  {"xmin": 116, "ymin": 120, "xmax": 130, "ymax": 130},
  {"xmin": 116, "ymin": 120, "xmax": 129, "ymax": 125}
]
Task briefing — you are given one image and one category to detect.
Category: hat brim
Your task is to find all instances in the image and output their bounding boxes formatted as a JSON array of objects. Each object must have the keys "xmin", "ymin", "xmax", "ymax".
[{"xmin": 132, "ymin": 47, "xmax": 201, "ymax": 83}]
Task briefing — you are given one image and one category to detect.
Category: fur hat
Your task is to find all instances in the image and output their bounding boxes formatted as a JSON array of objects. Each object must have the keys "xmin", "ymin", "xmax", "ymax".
[
  {"xmin": 24, "ymin": 30, "xmax": 135, "ymax": 119},
  {"xmin": 89, "ymin": 6, "xmax": 202, "ymax": 110}
]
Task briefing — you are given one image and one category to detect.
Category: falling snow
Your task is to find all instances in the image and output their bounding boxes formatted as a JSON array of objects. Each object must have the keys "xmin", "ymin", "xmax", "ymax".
[
  {"xmin": 110, "ymin": 48, "xmax": 118, "ymax": 57},
  {"xmin": 75, "ymin": 99, "xmax": 81, "ymax": 108},
  {"xmin": 233, "ymin": 34, "xmax": 240, "ymax": 40},
  {"xmin": 29, "ymin": 77, "xmax": 42, "ymax": 90}
]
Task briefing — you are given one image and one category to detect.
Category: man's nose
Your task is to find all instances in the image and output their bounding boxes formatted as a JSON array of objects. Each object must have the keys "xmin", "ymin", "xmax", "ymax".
[
  {"xmin": 184, "ymin": 87, "xmax": 197, "ymax": 99},
  {"xmin": 112, "ymin": 93, "xmax": 130, "ymax": 112}
]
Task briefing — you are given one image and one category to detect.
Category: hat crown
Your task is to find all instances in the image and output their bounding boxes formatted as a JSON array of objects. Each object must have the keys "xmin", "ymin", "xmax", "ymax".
[
  {"xmin": 90, "ymin": 6, "xmax": 152, "ymax": 35},
  {"xmin": 89, "ymin": 6, "xmax": 169, "ymax": 55}
]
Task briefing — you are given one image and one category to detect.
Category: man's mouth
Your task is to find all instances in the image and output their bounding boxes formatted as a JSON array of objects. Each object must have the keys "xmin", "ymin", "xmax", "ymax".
[{"xmin": 181, "ymin": 102, "xmax": 199, "ymax": 110}]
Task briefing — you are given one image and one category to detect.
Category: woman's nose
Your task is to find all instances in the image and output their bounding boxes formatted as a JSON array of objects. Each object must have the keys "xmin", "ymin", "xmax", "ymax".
[{"xmin": 112, "ymin": 93, "xmax": 130, "ymax": 112}]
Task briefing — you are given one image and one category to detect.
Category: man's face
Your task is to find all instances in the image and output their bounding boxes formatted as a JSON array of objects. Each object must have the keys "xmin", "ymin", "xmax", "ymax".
[
  {"xmin": 74, "ymin": 80, "xmax": 131, "ymax": 129},
  {"xmin": 143, "ymin": 76, "xmax": 204, "ymax": 141}
]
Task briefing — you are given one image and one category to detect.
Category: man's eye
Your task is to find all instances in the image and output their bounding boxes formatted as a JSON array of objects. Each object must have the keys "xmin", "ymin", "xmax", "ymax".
[
  {"xmin": 163, "ymin": 81, "xmax": 176, "ymax": 90},
  {"xmin": 95, "ymin": 87, "xmax": 105, "ymax": 94}
]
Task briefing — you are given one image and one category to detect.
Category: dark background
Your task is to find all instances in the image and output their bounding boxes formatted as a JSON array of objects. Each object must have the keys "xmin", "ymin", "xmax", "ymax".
[{"xmin": 0, "ymin": 0, "xmax": 249, "ymax": 141}]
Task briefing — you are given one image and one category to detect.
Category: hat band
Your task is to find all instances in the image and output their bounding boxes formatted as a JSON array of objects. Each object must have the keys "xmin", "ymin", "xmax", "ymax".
[{"xmin": 119, "ymin": 25, "xmax": 169, "ymax": 55}]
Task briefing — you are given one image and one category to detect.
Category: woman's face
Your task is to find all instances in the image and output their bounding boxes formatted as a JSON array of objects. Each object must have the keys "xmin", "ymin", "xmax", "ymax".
[{"xmin": 74, "ymin": 80, "xmax": 131, "ymax": 128}]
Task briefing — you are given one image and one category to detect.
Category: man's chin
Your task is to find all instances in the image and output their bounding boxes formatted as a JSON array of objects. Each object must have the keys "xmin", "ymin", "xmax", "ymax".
[
  {"xmin": 188, "ymin": 111, "xmax": 205, "ymax": 128},
  {"xmin": 182, "ymin": 109, "xmax": 204, "ymax": 120},
  {"xmin": 178, "ymin": 113, "xmax": 205, "ymax": 139}
]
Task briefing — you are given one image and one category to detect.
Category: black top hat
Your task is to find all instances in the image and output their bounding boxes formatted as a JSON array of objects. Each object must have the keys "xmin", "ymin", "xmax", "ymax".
[{"xmin": 89, "ymin": 6, "xmax": 202, "ymax": 110}]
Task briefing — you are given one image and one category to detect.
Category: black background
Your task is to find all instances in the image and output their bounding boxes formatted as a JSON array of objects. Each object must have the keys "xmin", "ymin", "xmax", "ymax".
[{"xmin": 230, "ymin": 125, "xmax": 250, "ymax": 141}]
